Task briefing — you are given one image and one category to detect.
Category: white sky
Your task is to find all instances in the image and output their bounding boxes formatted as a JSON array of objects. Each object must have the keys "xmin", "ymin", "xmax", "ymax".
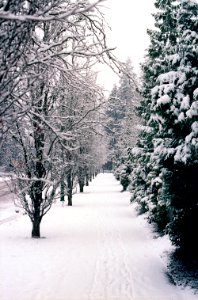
[{"xmin": 97, "ymin": 0, "xmax": 156, "ymax": 91}]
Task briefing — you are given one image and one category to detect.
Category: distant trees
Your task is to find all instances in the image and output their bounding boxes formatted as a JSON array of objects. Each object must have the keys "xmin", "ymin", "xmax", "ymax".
[
  {"xmin": 105, "ymin": 58, "xmax": 140, "ymax": 190},
  {"xmin": 1, "ymin": 0, "xmax": 121, "ymax": 238},
  {"xmin": 130, "ymin": 0, "xmax": 198, "ymax": 259}
]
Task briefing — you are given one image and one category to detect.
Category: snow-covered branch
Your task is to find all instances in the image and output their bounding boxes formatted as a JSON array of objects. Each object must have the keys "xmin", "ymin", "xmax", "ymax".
[{"xmin": 0, "ymin": 1, "xmax": 105, "ymax": 22}]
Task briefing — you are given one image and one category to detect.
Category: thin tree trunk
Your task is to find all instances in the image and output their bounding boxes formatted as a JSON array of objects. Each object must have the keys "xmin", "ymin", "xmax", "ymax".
[
  {"xmin": 68, "ymin": 193, "xmax": 72, "ymax": 206},
  {"xmin": 31, "ymin": 186, "xmax": 42, "ymax": 238},
  {"xmin": 60, "ymin": 177, "xmax": 65, "ymax": 203},
  {"xmin": 86, "ymin": 175, "xmax": 89, "ymax": 186},
  {"xmin": 67, "ymin": 171, "xmax": 72, "ymax": 206}
]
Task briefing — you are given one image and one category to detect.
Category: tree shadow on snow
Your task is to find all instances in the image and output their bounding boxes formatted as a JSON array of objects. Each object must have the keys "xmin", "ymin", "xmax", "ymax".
[{"xmin": 166, "ymin": 249, "xmax": 198, "ymax": 292}]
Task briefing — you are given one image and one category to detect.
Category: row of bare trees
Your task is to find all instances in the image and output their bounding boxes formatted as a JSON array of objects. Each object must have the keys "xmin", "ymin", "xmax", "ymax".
[{"xmin": 0, "ymin": 0, "xmax": 120, "ymax": 237}]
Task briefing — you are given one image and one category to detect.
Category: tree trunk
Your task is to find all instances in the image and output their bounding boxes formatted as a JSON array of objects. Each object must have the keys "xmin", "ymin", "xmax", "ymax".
[
  {"xmin": 78, "ymin": 167, "xmax": 85, "ymax": 193},
  {"xmin": 31, "ymin": 180, "xmax": 43, "ymax": 238},
  {"xmin": 68, "ymin": 193, "xmax": 72, "ymax": 206},
  {"xmin": 31, "ymin": 216, "xmax": 41, "ymax": 238},
  {"xmin": 60, "ymin": 178, "xmax": 65, "ymax": 202},
  {"xmin": 86, "ymin": 176, "xmax": 89, "ymax": 186},
  {"xmin": 67, "ymin": 171, "xmax": 72, "ymax": 206},
  {"xmin": 79, "ymin": 183, "xmax": 84, "ymax": 193}
]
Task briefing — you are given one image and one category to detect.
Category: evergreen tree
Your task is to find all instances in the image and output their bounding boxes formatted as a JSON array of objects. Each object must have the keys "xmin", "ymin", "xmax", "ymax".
[
  {"xmin": 115, "ymin": 60, "xmax": 140, "ymax": 190},
  {"xmin": 151, "ymin": 0, "xmax": 198, "ymax": 256},
  {"xmin": 131, "ymin": 0, "xmax": 198, "ymax": 258},
  {"xmin": 105, "ymin": 84, "xmax": 121, "ymax": 151},
  {"xmin": 130, "ymin": 0, "xmax": 178, "ymax": 231}
]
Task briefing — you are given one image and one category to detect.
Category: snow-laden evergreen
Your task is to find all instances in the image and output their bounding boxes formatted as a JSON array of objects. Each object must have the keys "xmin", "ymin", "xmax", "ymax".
[
  {"xmin": 150, "ymin": 0, "xmax": 198, "ymax": 255},
  {"xmin": 130, "ymin": 0, "xmax": 198, "ymax": 258},
  {"xmin": 130, "ymin": 0, "xmax": 178, "ymax": 231}
]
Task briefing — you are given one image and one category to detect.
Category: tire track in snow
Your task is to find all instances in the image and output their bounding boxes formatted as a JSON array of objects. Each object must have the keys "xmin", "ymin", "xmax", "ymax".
[
  {"xmin": 0, "ymin": 212, "xmax": 24, "ymax": 225},
  {"xmin": 89, "ymin": 204, "xmax": 134, "ymax": 300},
  {"xmin": 0, "ymin": 215, "xmax": 19, "ymax": 225}
]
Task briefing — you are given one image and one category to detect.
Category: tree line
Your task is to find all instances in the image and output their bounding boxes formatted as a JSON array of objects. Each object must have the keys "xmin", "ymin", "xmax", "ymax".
[
  {"xmin": 0, "ymin": 0, "xmax": 123, "ymax": 238},
  {"xmin": 107, "ymin": 0, "xmax": 198, "ymax": 264}
]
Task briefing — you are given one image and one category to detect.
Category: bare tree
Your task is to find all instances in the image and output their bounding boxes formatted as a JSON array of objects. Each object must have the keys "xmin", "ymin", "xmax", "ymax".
[
  {"xmin": 0, "ymin": 0, "xmax": 119, "ymax": 146},
  {"xmin": 3, "ymin": 0, "xmax": 121, "ymax": 237}
]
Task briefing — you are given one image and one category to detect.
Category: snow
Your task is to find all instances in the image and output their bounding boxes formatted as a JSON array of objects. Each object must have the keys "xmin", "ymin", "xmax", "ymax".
[
  {"xmin": 192, "ymin": 121, "xmax": 198, "ymax": 134},
  {"xmin": 186, "ymin": 101, "xmax": 198, "ymax": 118},
  {"xmin": 158, "ymin": 71, "xmax": 177, "ymax": 84},
  {"xmin": 0, "ymin": 173, "xmax": 197, "ymax": 300},
  {"xmin": 131, "ymin": 147, "xmax": 143, "ymax": 155},
  {"xmin": 180, "ymin": 95, "xmax": 190, "ymax": 110},
  {"xmin": 157, "ymin": 94, "xmax": 171, "ymax": 105},
  {"xmin": 194, "ymin": 88, "xmax": 198, "ymax": 98},
  {"xmin": 169, "ymin": 53, "xmax": 181, "ymax": 65},
  {"xmin": 178, "ymin": 112, "xmax": 185, "ymax": 121}
]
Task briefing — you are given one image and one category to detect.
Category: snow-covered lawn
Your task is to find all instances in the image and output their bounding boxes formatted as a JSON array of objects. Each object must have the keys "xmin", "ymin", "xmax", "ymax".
[{"xmin": 0, "ymin": 173, "xmax": 197, "ymax": 300}]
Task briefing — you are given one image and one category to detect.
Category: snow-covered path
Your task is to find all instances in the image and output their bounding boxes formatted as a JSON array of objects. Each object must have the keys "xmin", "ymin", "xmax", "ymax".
[{"xmin": 0, "ymin": 173, "xmax": 197, "ymax": 300}]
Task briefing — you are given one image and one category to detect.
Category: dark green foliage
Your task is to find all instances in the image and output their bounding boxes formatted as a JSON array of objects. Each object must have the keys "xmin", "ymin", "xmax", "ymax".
[
  {"xmin": 152, "ymin": 0, "xmax": 198, "ymax": 257},
  {"xmin": 129, "ymin": 0, "xmax": 178, "ymax": 232},
  {"xmin": 166, "ymin": 165, "xmax": 198, "ymax": 257},
  {"xmin": 149, "ymin": 205, "xmax": 169, "ymax": 233},
  {"xmin": 119, "ymin": 164, "xmax": 131, "ymax": 191},
  {"xmin": 130, "ymin": 0, "xmax": 198, "ymax": 261},
  {"xmin": 167, "ymin": 248, "xmax": 198, "ymax": 290}
]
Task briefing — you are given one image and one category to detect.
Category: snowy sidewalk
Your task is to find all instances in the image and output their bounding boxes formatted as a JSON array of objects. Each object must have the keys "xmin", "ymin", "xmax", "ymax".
[{"xmin": 0, "ymin": 173, "xmax": 196, "ymax": 300}]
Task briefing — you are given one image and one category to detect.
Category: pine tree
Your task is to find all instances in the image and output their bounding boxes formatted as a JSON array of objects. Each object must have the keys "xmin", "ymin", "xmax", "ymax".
[
  {"xmin": 151, "ymin": 0, "xmax": 198, "ymax": 256},
  {"xmin": 130, "ymin": 0, "xmax": 178, "ymax": 231},
  {"xmin": 105, "ymin": 84, "xmax": 121, "ymax": 149}
]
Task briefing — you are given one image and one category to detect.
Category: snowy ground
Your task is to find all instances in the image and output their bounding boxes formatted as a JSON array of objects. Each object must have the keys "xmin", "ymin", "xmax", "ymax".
[
  {"xmin": 0, "ymin": 179, "xmax": 23, "ymax": 224},
  {"xmin": 0, "ymin": 173, "xmax": 197, "ymax": 300}
]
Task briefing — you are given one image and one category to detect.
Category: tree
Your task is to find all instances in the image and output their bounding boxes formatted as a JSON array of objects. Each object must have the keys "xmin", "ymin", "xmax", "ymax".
[
  {"xmin": 105, "ymin": 59, "xmax": 140, "ymax": 190},
  {"xmin": 60, "ymin": 68, "xmax": 105, "ymax": 197},
  {"xmin": 3, "ymin": 0, "xmax": 122, "ymax": 238},
  {"xmin": 0, "ymin": 0, "xmax": 36, "ymax": 148},
  {"xmin": 150, "ymin": 0, "xmax": 198, "ymax": 255},
  {"xmin": 0, "ymin": 0, "xmax": 119, "ymax": 148},
  {"xmin": 131, "ymin": 0, "xmax": 198, "ymax": 259},
  {"xmin": 130, "ymin": 0, "xmax": 178, "ymax": 232},
  {"xmin": 12, "ymin": 71, "xmax": 62, "ymax": 238}
]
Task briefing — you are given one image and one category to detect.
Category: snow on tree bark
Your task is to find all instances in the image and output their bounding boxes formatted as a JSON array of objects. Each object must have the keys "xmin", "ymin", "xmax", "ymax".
[{"xmin": 1, "ymin": 0, "xmax": 122, "ymax": 237}]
